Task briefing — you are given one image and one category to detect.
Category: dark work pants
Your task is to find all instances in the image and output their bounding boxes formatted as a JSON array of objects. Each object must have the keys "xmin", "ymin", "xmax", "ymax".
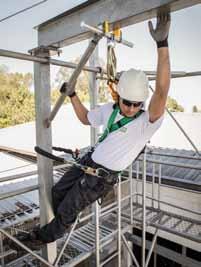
[{"xmin": 37, "ymin": 152, "xmax": 118, "ymax": 243}]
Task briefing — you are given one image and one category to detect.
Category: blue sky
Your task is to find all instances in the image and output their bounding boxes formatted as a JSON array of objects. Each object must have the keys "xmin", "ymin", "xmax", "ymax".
[{"xmin": 0, "ymin": 0, "xmax": 201, "ymax": 112}]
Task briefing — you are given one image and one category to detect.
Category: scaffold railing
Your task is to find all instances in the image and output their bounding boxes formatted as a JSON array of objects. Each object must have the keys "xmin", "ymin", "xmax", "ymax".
[{"xmin": 0, "ymin": 152, "xmax": 201, "ymax": 267}]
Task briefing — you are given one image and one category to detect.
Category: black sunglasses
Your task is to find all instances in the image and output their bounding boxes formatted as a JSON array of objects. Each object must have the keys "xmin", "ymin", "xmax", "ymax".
[{"xmin": 122, "ymin": 98, "xmax": 143, "ymax": 108}]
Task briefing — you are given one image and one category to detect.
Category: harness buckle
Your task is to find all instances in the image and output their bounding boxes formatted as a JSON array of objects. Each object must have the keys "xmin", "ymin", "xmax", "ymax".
[
  {"xmin": 84, "ymin": 167, "xmax": 110, "ymax": 178},
  {"xmin": 96, "ymin": 168, "xmax": 110, "ymax": 178},
  {"xmin": 84, "ymin": 167, "xmax": 97, "ymax": 176}
]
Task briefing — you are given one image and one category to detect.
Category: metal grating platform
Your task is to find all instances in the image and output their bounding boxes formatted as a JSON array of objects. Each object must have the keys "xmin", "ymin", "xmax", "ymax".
[
  {"xmin": 119, "ymin": 203, "xmax": 201, "ymax": 243},
  {"xmin": 58, "ymin": 222, "xmax": 115, "ymax": 266},
  {"xmin": 0, "ymin": 165, "xmax": 70, "ymax": 230},
  {"xmin": 2, "ymin": 162, "xmax": 201, "ymax": 267},
  {"xmin": 5, "ymin": 201, "xmax": 201, "ymax": 266},
  {"xmin": 6, "ymin": 221, "xmax": 115, "ymax": 267},
  {"xmin": 0, "ymin": 195, "xmax": 39, "ymax": 230}
]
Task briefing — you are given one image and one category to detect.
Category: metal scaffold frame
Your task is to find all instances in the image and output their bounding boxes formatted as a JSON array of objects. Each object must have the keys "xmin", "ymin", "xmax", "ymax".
[
  {"xmin": 0, "ymin": 148, "xmax": 201, "ymax": 266},
  {"xmin": 0, "ymin": 56, "xmax": 201, "ymax": 267},
  {"xmin": 0, "ymin": 150, "xmax": 201, "ymax": 266},
  {"xmin": 0, "ymin": 1, "xmax": 201, "ymax": 266}
]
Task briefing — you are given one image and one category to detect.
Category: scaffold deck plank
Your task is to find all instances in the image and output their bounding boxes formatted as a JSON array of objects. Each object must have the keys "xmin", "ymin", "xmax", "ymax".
[{"xmin": 119, "ymin": 203, "xmax": 201, "ymax": 243}]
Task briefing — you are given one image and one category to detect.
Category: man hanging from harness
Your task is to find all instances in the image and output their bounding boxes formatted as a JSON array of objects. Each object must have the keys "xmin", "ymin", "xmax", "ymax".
[{"xmin": 13, "ymin": 12, "xmax": 171, "ymax": 249}]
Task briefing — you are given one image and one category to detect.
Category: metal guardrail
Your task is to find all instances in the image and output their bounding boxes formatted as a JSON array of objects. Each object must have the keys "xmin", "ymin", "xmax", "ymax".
[{"xmin": 1, "ymin": 164, "xmax": 201, "ymax": 266}]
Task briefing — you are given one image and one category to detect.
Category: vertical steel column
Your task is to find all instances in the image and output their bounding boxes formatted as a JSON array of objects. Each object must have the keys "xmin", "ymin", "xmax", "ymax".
[
  {"xmin": 158, "ymin": 165, "xmax": 162, "ymax": 210},
  {"xmin": 182, "ymin": 246, "xmax": 187, "ymax": 267},
  {"xmin": 154, "ymin": 249, "xmax": 157, "ymax": 267},
  {"xmin": 95, "ymin": 202, "xmax": 100, "ymax": 267},
  {"xmin": 0, "ymin": 233, "xmax": 5, "ymax": 267},
  {"xmin": 34, "ymin": 48, "xmax": 56, "ymax": 263},
  {"xmin": 152, "ymin": 163, "xmax": 155, "ymax": 208},
  {"xmin": 129, "ymin": 164, "xmax": 133, "ymax": 224},
  {"xmin": 126, "ymin": 164, "xmax": 133, "ymax": 267},
  {"xmin": 117, "ymin": 173, "xmax": 122, "ymax": 267},
  {"xmin": 142, "ymin": 147, "xmax": 147, "ymax": 267},
  {"xmin": 89, "ymin": 44, "xmax": 99, "ymax": 145},
  {"xmin": 89, "ymin": 44, "xmax": 100, "ymax": 267},
  {"xmin": 136, "ymin": 161, "xmax": 140, "ymax": 203}
]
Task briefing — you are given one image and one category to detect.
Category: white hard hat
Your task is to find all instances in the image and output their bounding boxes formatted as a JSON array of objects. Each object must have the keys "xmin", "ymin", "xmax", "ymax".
[{"xmin": 116, "ymin": 68, "xmax": 149, "ymax": 102}]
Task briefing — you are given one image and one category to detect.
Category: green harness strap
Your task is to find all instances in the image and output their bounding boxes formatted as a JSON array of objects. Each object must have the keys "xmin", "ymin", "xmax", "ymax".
[{"xmin": 98, "ymin": 105, "xmax": 144, "ymax": 143}]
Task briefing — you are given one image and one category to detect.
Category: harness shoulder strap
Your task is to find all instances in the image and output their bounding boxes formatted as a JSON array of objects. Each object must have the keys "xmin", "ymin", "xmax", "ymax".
[
  {"xmin": 110, "ymin": 110, "xmax": 144, "ymax": 132},
  {"xmin": 98, "ymin": 105, "xmax": 119, "ymax": 143},
  {"xmin": 98, "ymin": 105, "xmax": 144, "ymax": 143}
]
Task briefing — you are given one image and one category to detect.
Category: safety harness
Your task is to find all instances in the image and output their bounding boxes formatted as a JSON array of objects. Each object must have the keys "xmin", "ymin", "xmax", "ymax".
[
  {"xmin": 35, "ymin": 106, "xmax": 144, "ymax": 176},
  {"xmin": 98, "ymin": 104, "xmax": 144, "ymax": 143},
  {"xmin": 35, "ymin": 106, "xmax": 144, "ymax": 206}
]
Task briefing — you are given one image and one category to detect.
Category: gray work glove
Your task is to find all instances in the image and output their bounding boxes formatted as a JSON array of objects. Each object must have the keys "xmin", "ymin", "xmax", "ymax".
[
  {"xmin": 148, "ymin": 12, "xmax": 171, "ymax": 47},
  {"xmin": 60, "ymin": 82, "xmax": 76, "ymax": 98}
]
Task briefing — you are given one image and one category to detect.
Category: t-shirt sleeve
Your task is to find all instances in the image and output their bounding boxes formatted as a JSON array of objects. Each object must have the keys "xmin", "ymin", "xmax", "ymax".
[
  {"xmin": 141, "ymin": 110, "xmax": 164, "ymax": 134},
  {"xmin": 87, "ymin": 105, "xmax": 104, "ymax": 128}
]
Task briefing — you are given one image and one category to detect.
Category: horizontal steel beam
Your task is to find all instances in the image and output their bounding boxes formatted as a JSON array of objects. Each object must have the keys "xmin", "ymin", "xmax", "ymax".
[
  {"xmin": 0, "ymin": 49, "xmax": 101, "ymax": 74},
  {"xmin": 135, "ymin": 194, "xmax": 201, "ymax": 216},
  {"xmin": 138, "ymin": 158, "xmax": 201, "ymax": 170},
  {"xmin": 36, "ymin": 0, "xmax": 201, "ymax": 47},
  {"xmin": 149, "ymin": 71, "xmax": 201, "ymax": 80},
  {"xmin": 1, "ymin": 49, "xmax": 200, "ymax": 80},
  {"xmin": 81, "ymin": 21, "xmax": 134, "ymax": 48},
  {"xmin": 0, "ymin": 163, "xmax": 69, "ymax": 183},
  {"xmin": 0, "ymin": 185, "xmax": 39, "ymax": 201},
  {"xmin": 146, "ymin": 150, "xmax": 201, "ymax": 160}
]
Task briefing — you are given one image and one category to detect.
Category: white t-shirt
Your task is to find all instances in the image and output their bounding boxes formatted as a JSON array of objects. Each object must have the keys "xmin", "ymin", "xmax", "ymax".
[{"xmin": 87, "ymin": 103, "xmax": 163, "ymax": 171}]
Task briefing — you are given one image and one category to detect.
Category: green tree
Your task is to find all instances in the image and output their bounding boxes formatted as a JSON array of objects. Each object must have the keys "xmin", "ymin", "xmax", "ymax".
[
  {"xmin": 53, "ymin": 57, "xmax": 91, "ymax": 103},
  {"xmin": 0, "ymin": 66, "xmax": 35, "ymax": 128},
  {"xmin": 166, "ymin": 96, "xmax": 184, "ymax": 112},
  {"xmin": 52, "ymin": 57, "xmax": 109, "ymax": 104}
]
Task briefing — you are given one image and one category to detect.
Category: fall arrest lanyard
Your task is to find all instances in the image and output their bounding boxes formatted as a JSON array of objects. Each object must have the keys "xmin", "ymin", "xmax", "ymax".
[{"xmin": 98, "ymin": 105, "xmax": 144, "ymax": 143}]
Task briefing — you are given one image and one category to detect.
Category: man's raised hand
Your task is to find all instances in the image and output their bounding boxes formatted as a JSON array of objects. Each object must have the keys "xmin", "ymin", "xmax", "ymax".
[{"xmin": 148, "ymin": 12, "xmax": 171, "ymax": 45}]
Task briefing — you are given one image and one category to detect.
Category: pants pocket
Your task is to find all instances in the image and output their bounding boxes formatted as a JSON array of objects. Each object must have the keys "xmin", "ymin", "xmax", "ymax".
[{"xmin": 79, "ymin": 175, "xmax": 105, "ymax": 203}]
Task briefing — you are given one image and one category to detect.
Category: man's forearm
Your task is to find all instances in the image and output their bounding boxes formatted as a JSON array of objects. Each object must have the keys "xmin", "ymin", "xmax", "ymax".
[
  {"xmin": 156, "ymin": 47, "xmax": 171, "ymax": 97},
  {"xmin": 70, "ymin": 95, "xmax": 90, "ymax": 125},
  {"xmin": 148, "ymin": 13, "xmax": 171, "ymax": 122}
]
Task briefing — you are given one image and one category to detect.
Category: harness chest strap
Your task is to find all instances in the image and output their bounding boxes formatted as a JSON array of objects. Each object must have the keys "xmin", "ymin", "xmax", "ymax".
[
  {"xmin": 83, "ymin": 105, "xmax": 144, "ymax": 178},
  {"xmin": 98, "ymin": 105, "xmax": 144, "ymax": 143}
]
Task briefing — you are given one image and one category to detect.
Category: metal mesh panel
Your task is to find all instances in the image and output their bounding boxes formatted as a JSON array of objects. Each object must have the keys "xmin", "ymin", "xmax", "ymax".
[
  {"xmin": 58, "ymin": 244, "xmax": 82, "ymax": 266},
  {"xmin": 130, "ymin": 203, "xmax": 201, "ymax": 243}
]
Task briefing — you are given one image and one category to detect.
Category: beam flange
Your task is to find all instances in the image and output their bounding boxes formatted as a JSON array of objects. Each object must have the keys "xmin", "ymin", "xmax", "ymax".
[{"xmin": 37, "ymin": 0, "xmax": 201, "ymax": 47}]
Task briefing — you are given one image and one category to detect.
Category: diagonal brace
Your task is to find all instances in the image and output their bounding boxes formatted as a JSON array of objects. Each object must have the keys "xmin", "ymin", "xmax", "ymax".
[
  {"xmin": 53, "ymin": 214, "xmax": 80, "ymax": 266},
  {"xmin": 149, "ymin": 85, "xmax": 201, "ymax": 156},
  {"xmin": 122, "ymin": 233, "xmax": 140, "ymax": 267},
  {"xmin": 46, "ymin": 34, "xmax": 102, "ymax": 127},
  {"xmin": 0, "ymin": 228, "xmax": 54, "ymax": 267},
  {"xmin": 145, "ymin": 229, "xmax": 158, "ymax": 267}
]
